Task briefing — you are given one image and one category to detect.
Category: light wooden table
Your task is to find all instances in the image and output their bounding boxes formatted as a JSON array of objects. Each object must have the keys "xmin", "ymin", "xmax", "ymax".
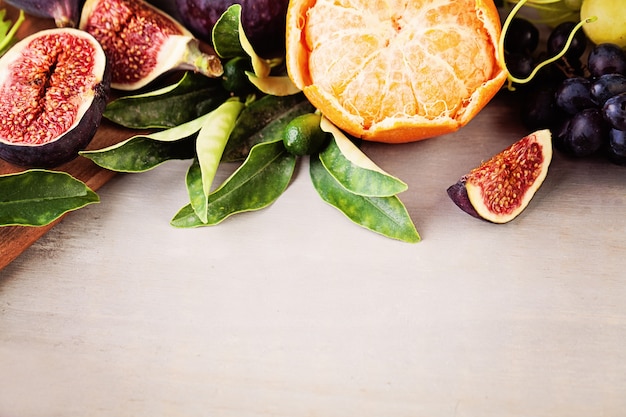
[{"xmin": 1, "ymin": 93, "xmax": 625, "ymax": 416}]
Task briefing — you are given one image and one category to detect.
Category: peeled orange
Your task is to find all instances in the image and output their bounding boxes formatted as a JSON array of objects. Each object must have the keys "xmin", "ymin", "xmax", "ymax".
[{"xmin": 285, "ymin": 0, "xmax": 508, "ymax": 144}]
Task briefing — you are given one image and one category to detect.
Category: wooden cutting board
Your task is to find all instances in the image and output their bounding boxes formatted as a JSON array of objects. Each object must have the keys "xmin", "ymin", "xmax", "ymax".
[{"xmin": 0, "ymin": 8, "xmax": 136, "ymax": 270}]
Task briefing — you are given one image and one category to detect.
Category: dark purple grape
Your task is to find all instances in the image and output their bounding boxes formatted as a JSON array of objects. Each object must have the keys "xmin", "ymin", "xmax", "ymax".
[
  {"xmin": 607, "ymin": 128, "xmax": 626, "ymax": 165},
  {"xmin": 588, "ymin": 43, "xmax": 626, "ymax": 78},
  {"xmin": 590, "ymin": 74, "xmax": 626, "ymax": 106},
  {"xmin": 603, "ymin": 92, "xmax": 626, "ymax": 130},
  {"xmin": 532, "ymin": 61, "xmax": 569, "ymax": 85},
  {"xmin": 553, "ymin": 118, "xmax": 571, "ymax": 154},
  {"xmin": 506, "ymin": 52, "xmax": 534, "ymax": 79},
  {"xmin": 560, "ymin": 108, "xmax": 608, "ymax": 157},
  {"xmin": 555, "ymin": 77, "xmax": 597, "ymax": 115},
  {"xmin": 504, "ymin": 18, "xmax": 540, "ymax": 54},
  {"xmin": 547, "ymin": 21, "xmax": 588, "ymax": 59},
  {"xmin": 520, "ymin": 85, "xmax": 561, "ymax": 130}
]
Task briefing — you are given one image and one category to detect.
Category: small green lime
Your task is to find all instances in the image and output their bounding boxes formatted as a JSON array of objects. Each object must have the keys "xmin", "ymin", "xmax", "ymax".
[
  {"xmin": 221, "ymin": 56, "xmax": 254, "ymax": 96},
  {"xmin": 283, "ymin": 113, "xmax": 328, "ymax": 156}
]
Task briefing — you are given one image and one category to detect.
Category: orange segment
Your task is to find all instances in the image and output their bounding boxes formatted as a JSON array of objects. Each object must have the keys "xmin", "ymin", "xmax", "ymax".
[{"xmin": 286, "ymin": 0, "xmax": 508, "ymax": 143}]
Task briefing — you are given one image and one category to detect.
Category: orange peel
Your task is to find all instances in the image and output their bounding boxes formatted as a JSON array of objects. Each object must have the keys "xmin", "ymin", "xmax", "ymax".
[{"xmin": 285, "ymin": 0, "xmax": 508, "ymax": 143}]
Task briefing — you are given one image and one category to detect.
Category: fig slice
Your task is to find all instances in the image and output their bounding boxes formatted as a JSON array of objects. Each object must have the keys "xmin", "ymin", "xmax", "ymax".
[
  {"xmin": 79, "ymin": 0, "xmax": 224, "ymax": 91},
  {"xmin": 0, "ymin": 27, "xmax": 110, "ymax": 168},
  {"xmin": 447, "ymin": 129, "xmax": 553, "ymax": 223}
]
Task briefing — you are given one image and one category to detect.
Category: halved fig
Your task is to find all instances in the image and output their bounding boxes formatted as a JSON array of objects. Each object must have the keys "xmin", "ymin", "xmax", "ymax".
[
  {"xmin": 0, "ymin": 28, "xmax": 110, "ymax": 168},
  {"xmin": 4, "ymin": 0, "xmax": 80, "ymax": 27},
  {"xmin": 447, "ymin": 129, "xmax": 553, "ymax": 223},
  {"xmin": 79, "ymin": 0, "xmax": 224, "ymax": 91}
]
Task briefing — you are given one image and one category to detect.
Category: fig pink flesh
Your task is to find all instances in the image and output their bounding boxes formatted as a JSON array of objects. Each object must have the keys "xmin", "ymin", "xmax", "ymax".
[
  {"xmin": 0, "ymin": 33, "xmax": 97, "ymax": 145},
  {"xmin": 81, "ymin": 0, "xmax": 183, "ymax": 85}
]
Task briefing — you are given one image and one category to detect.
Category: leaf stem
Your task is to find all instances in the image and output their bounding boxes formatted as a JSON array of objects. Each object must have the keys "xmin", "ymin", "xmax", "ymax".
[
  {"xmin": 0, "ymin": 10, "xmax": 24, "ymax": 54},
  {"xmin": 498, "ymin": 0, "xmax": 597, "ymax": 90}
]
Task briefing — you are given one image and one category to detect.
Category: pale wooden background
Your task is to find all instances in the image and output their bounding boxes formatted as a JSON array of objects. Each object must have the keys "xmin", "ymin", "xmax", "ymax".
[{"xmin": 2, "ymin": 91, "xmax": 626, "ymax": 416}]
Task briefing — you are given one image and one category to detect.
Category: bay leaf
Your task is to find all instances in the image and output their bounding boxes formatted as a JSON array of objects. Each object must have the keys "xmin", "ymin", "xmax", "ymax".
[
  {"xmin": 318, "ymin": 121, "xmax": 408, "ymax": 197},
  {"xmin": 193, "ymin": 99, "xmax": 245, "ymax": 222},
  {"xmin": 0, "ymin": 9, "xmax": 23, "ymax": 56},
  {"xmin": 310, "ymin": 154, "xmax": 420, "ymax": 243},
  {"xmin": 80, "ymin": 111, "xmax": 214, "ymax": 172},
  {"xmin": 0, "ymin": 170, "xmax": 99, "ymax": 227},
  {"xmin": 171, "ymin": 140, "xmax": 296, "ymax": 227},
  {"xmin": 222, "ymin": 93, "xmax": 314, "ymax": 162},
  {"xmin": 103, "ymin": 72, "xmax": 229, "ymax": 129},
  {"xmin": 212, "ymin": 4, "xmax": 246, "ymax": 59}
]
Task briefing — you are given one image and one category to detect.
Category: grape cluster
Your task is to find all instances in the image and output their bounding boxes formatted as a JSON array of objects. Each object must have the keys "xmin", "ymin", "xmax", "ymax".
[{"xmin": 505, "ymin": 18, "xmax": 626, "ymax": 166}]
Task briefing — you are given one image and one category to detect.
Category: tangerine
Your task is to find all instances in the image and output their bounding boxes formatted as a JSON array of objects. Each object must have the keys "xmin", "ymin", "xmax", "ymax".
[{"xmin": 285, "ymin": 0, "xmax": 508, "ymax": 144}]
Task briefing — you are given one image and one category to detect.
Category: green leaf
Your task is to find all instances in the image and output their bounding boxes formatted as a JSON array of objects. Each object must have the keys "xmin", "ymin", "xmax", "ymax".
[
  {"xmin": 319, "ymin": 118, "xmax": 408, "ymax": 197},
  {"xmin": 223, "ymin": 93, "xmax": 315, "ymax": 162},
  {"xmin": 310, "ymin": 154, "xmax": 420, "ymax": 243},
  {"xmin": 212, "ymin": 5, "xmax": 246, "ymax": 58},
  {"xmin": 246, "ymin": 72, "xmax": 301, "ymax": 97},
  {"xmin": 171, "ymin": 140, "xmax": 296, "ymax": 227},
  {"xmin": 184, "ymin": 158, "xmax": 206, "ymax": 221},
  {"xmin": 0, "ymin": 170, "xmax": 99, "ymax": 227},
  {"xmin": 212, "ymin": 4, "xmax": 296, "ymax": 96},
  {"xmin": 234, "ymin": 5, "xmax": 271, "ymax": 78},
  {"xmin": 193, "ymin": 99, "xmax": 245, "ymax": 221},
  {"xmin": 0, "ymin": 9, "xmax": 24, "ymax": 56},
  {"xmin": 103, "ymin": 72, "xmax": 229, "ymax": 129},
  {"xmin": 80, "ymin": 111, "xmax": 214, "ymax": 172},
  {"xmin": 82, "ymin": 136, "xmax": 196, "ymax": 173}
]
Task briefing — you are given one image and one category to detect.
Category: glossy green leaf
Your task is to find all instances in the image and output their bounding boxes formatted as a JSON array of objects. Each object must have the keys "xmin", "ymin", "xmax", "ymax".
[
  {"xmin": 82, "ymin": 137, "xmax": 196, "ymax": 173},
  {"xmin": 185, "ymin": 158, "xmax": 206, "ymax": 222},
  {"xmin": 0, "ymin": 170, "xmax": 99, "ymax": 227},
  {"xmin": 171, "ymin": 140, "xmax": 296, "ymax": 227},
  {"xmin": 246, "ymin": 72, "xmax": 301, "ymax": 96},
  {"xmin": 310, "ymin": 155, "xmax": 420, "ymax": 243},
  {"xmin": 223, "ymin": 93, "xmax": 315, "ymax": 162},
  {"xmin": 193, "ymin": 99, "xmax": 245, "ymax": 221},
  {"xmin": 80, "ymin": 112, "xmax": 214, "ymax": 172},
  {"xmin": 319, "ymin": 119, "xmax": 408, "ymax": 197},
  {"xmin": 103, "ymin": 72, "xmax": 229, "ymax": 129},
  {"xmin": 213, "ymin": 4, "xmax": 283, "ymax": 89},
  {"xmin": 235, "ymin": 5, "xmax": 271, "ymax": 78},
  {"xmin": 212, "ymin": 5, "xmax": 246, "ymax": 58}
]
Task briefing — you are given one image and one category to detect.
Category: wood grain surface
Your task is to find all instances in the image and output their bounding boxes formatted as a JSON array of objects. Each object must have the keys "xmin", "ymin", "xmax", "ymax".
[
  {"xmin": 2, "ymin": 4, "xmax": 626, "ymax": 417},
  {"xmin": 2, "ymin": 91, "xmax": 626, "ymax": 416},
  {"xmin": 0, "ymin": 7, "xmax": 136, "ymax": 270}
]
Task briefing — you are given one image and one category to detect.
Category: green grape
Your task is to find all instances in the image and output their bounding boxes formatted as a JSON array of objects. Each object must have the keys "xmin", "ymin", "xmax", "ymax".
[
  {"xmin": 564, "ymin": 0, "xmax": 583, "ymax": 10},
  {"xmin": 581, "ymin": 0, "xmax": 626, "ymax": 48},
  {"xmin": 504, "ymin": 0, "xmax": 580, "ymax": 25},
  {"xmin": 536, "ymin": 1, "xmax": 580, "ymax": 25}
]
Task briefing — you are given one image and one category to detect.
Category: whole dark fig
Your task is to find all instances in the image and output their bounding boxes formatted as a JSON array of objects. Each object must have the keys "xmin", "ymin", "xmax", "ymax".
[
  {"xmin": 3, "ymin": 0, "xmax": 81, "ymax": 27},
  {"xmin": 79, "ymin": 0, "xmax": 223, "ymax": 91},
  {"xmin": 0, "ymin": 28, "xmax": 110, "ymax": 168},
  {"xmin": 175, "ymin": 0, "xmax": 289, "ymax": 58}
]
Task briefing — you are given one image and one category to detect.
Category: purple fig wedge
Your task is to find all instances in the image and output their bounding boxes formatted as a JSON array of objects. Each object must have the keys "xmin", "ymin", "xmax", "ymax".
[
  {"xmin": 447, "ymin": 129, "xmax": 553, "ymax": 223},
  {"xmin": 79, "ymin": 0, "xmax": 223, "ymax": 91}
]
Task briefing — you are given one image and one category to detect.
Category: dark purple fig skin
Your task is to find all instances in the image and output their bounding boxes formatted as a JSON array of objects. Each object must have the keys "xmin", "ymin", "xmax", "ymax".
[
  {"xmin": 446, "ymin": 179, "xmax": 481, "ymax": 219},
  {"xmin": 0, "ymin": 82, "xmax": 110, "ymax": 168},
  {"xmin": 146, "ymin": 0, "xmax": 181, "ymax": 19},
  {"xmin": 175, "ymin": 0, "xmax": 289, "ymax": 58},
  {"xmin": 0, "ymin": 69, "xmax": 111, "ymax": 168},
  {"xmin": 0, "ymin": 28, "xmax": 111, "ymax": 168},
  {"xmin": 4, "ymin": 0, "xmax": 81, "ymax": 27}
]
